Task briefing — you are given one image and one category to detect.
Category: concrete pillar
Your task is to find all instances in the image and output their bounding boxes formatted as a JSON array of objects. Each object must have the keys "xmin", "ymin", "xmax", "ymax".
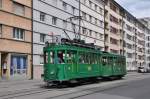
[{"xmin": 6, "ymin": 53, "xmax": 11, "ymax": 79}]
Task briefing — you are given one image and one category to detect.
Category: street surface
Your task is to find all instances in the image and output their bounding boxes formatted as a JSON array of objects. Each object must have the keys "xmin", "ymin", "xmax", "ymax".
[{"xmin": 0, "ymin": 72, "xmax": 150, "ymax": 99}]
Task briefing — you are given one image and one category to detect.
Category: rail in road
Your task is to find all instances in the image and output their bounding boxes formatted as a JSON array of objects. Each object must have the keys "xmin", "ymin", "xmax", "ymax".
[{"xmin": 0, "ymin": 73, "xmax": 149, "ymax": 99}]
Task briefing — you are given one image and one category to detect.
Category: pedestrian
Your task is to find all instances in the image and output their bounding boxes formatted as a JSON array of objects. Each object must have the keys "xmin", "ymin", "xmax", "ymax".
[{"xmin": 2, "ymin": 61, "xmax": 7, "ymax": 79}]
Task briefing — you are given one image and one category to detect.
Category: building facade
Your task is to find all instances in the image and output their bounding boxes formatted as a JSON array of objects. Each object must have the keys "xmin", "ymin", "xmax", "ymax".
[
  {"xmin": 80, "ymin": 0, "xmax": 105, "ymax": 50},
  {"xmin": 104, "ymin": 0, "xmax": 146, "ymax": 71},
  {"xmin": 33, "ymin": 0, "xmax": 105, "ymax": 79},
  {"xmin": 0, "ymin": 0, "xmax": 32, "ymax": 79},
  {"xmin": 104, "ymin": 0, "xmax": 124, "ymax": 54},
  {"xmin": 123, "ymin": 13, "xmax": 136, "ymax": 70},
  {"xmin": 139, "ymin": 18, "xmax": 150, "ymax": 69}
]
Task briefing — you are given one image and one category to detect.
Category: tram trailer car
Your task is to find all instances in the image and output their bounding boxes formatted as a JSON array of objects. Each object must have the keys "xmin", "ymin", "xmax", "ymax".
[{"xmin": 43, "ymin": 39, "xmax": 126, "ymax": 84}]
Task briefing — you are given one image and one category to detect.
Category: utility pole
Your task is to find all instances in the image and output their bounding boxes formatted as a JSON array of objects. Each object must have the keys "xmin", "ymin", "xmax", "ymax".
[{"xmin": 78, "ymin": 0, "xmax": 81, "ymax": 40}]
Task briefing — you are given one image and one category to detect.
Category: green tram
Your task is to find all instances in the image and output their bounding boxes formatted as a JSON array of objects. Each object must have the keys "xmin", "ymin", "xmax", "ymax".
[{"xmin": 43, "ymin": 39, "xmax": 126, "ymax": 84}]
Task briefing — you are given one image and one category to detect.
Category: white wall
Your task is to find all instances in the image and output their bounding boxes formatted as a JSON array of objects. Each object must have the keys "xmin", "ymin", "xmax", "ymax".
[{"xmin": 33, "ymin": 0, "xmax": 105, "ymax": 79}]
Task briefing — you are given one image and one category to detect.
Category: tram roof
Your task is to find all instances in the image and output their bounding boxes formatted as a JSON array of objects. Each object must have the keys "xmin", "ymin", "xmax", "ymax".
[{"xmin": 44, "ymin": 44, "xmax": 125, "ymax": 58}]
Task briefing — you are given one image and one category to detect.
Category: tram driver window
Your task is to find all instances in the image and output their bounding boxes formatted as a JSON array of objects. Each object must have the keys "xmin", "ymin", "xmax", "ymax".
[{"xmin": 57, "ymin": 51, "xmax": 65, "ymax": 64}]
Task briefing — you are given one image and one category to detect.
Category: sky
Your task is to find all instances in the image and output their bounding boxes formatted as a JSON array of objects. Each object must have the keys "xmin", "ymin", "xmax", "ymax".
[{"xmin": 115, "ymin": 0, "xmax": 150, "ymax": 18}]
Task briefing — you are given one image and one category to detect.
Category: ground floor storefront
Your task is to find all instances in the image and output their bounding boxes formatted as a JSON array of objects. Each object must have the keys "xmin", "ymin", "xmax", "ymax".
[{"xmin": 0, "ymin": 52, "xmax": 31, "ymax": 80}]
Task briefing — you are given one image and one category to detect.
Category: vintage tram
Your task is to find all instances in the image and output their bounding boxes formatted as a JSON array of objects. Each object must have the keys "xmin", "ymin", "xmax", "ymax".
[{"xmin": 43, "ymin": 38, "xmax": 126, "ymax": 85}]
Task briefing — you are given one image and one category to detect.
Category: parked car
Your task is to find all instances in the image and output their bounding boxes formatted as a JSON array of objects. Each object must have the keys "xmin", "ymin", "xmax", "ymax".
[{"xmin": 138, "ymin": 67, "xmax": 150, "ymax": 73}]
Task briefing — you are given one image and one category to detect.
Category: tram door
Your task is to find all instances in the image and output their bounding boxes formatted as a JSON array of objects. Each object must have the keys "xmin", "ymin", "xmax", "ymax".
[{"xmin": 11, "ymin": 55, "xmax": 27, "ymax": 78}]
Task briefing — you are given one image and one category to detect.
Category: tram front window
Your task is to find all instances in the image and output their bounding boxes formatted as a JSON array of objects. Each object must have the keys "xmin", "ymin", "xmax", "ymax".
[
  {"xmin": 44, "ymin": 51, "xmax": 48, "ymax": 64},
  {"xmin": 44, "ymin": 51, "xmax": 54, "ymax": 64}
]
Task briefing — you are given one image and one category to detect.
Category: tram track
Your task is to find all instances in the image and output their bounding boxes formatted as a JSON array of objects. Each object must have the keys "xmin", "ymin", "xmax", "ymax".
[
  {"xmin": 0, "ymin": 73, "xmax": 148, "ymax": 99},
  {"xmin": 0, "ymin": 87, "xmax": 53, "ymax": 99},
  {"xmin": 46, "ymin": 74, "xmax": 150, "ymax": 99}
]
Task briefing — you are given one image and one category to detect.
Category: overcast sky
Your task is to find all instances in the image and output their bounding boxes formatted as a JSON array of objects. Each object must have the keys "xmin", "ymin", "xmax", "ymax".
[{"xmin": 115, "ymin": 0, "xmax": 150, "ymax": 18}]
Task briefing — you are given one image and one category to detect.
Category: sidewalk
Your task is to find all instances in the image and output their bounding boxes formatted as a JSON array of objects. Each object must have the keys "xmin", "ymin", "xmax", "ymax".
[{"xmin": 0, "ymin": 72, "xmax": 140, "ymax": 84}]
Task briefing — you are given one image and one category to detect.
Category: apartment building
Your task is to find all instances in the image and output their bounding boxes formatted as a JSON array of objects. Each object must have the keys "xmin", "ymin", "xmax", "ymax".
[
  {"xmin": 80, "ymin": 0, "xmax": 105, "ymax": 49},
  {"xmin": 123, "ymin": 13, "xmax": 136, "ymax": 70},
  {"xmin": 135, "ymin": 22, "xmax": 145, "ymax": 69},
  {"xmin": 104, "ymin": 0, "xmax": 146, "ymax": 71},
  {"xmin": 123, "ymin": 14, "xmax": 145, "ymax": 70},
  {"xmin": 139, "ymin": 18, "xmax": 150, "ymax": 69},
  {"xmin": 104, "ymin": 0, "xmax": 124, "ymax": 54},
  {"xmin": 33, "ymin": 0, "xmax": 104, "ymax": 79},
  {"xmin": 0, "ymin": 0, "xmax": 32, "ymax": 79}
]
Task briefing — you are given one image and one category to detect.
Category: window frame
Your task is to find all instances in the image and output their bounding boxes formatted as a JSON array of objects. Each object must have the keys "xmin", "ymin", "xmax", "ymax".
[
  {"xmin": 13, "ymin": 2, "xmax": 25, "ymax": 16},
  {"xmin": 40, "ymin": 12, "xmax": 46, "ymax": 21},
  {"xmin": 13, "ymin": 27, "xmax": 25, "ymax": 40},
  {"xmin": 52, "ymin": 16, "xmax": 57, "ymax": 25},
  {"xmin": 40, "ymin": 33, "xmax": 46, "ymax": 43}
]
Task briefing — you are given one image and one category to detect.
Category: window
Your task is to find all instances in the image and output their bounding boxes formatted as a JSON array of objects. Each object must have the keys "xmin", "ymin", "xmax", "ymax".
[
  {"xmin": 99, "ymin": 34, "xmax": 103, "ymax": 39},
  {"xmin": 110, "ymin": 14, "xmax": 119, "ymax": 24},
  {"xmin": 40, "ymin": 12, "xmax": 46, "ymax": 21},
  {"xmin": 110, "ymin": 26, "xmax": 118, "ymax": 34},
  {"xmin": 52, "ymin": 16, "xmax": 57, "ymax": 25},
  {"xmin": 95, "ymin": 32, "xmax": 98, "ymax": 38},
  {"xmin": 89, "ymin": 30, "xmax": 92, "ymax": 36},
  {"xmin": 40, "ymin": 55, "xmax": 44, "ymax": 64},
  {"xmin": 99, "ymin": 7, "xmax": 103, "ymax": 14},
  {"xmin": 89, "ymin": 1, "xmax": 92, "ymax": 8},
  {"xmin": 82, "ymin": 12, "xmax": 86, "ymax": 20},
  {"xmin": 127, "ymin": 53, "xmax": 132, "ymax": 58},
  {"xmin": 82, "ymin": 28, "xmax": 86, "ymax": 35},
  {"xmin": 110, "ymin": 3, "xmax": 117, "ymax": 12},
  {"xmin": 95, "ymin": 18, "xmax": 97, "ymax": 25},
  {"xmin": 99, "ymin": 20, "xmax": 103, "ymax": 27},
  {"xmin": 126, "ymin": 43, "xmax": 132, "ymax": 49},
  {"xmin": 95, "ymin": 4, "xmax": 97, "ymax": 11},
  {"xmin": 63, "ymin": 2, "xmax": 67, "ymax": 10},
  {"xmin": 0, "ymin": 0, "xmax": 2, "ymax": 8},
  {"xmin": 72, "ymin": 23, "xmax": 75, "ymax": 31},
  {"xmin": 40, "ymin": 34, "xmax": 45, "ymax": 43},
  {"xmin": 13, "ymin": 28, "xmax": 25, "ymax": 40},
  {"xmin": 147, "ymin": 43, "xmax": 150, "ymax": 47},
  {"xmin": 89, "ymin": 15, "xmax": 92, "ymax": 22},
  {"xmin": 126, "ymin": 34, "xmax": 132, "ymax": 40},
  {"xmin": 63, "ymin": 20, "xmax": 67, "ymax": 29},
  {"xmin": 13, "ymin": 2, "xmax": 25, "ymax": 16},
  {"xmin": 126, "ymin": 24, "xmax": 132, "ymax": 32},
  {"xmin": 110, "ymin": 38, "xmax": 118, "ymax": 45},
  {"xmin": 72, "ymin": 6, "xmax": 75, "ymax": 15}
]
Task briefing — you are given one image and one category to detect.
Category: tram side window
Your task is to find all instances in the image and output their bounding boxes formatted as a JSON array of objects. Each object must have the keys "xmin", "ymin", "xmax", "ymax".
[
  {"xmin": 109, "ymin": 57, "xmax": 113, "ymax": 65},
  {"xmin": 93, "ymin": 54, "xmax": 98, "ymax": 64},
  {"xmin": 79, "ymin": 52, "xmax": 90, "ymax": 64},
  {"xmin": 102, "ymin": 56, "xmax": 108, "ymax": 65},
  {"xmin": 66, "ymin": 51, "xmax": 77, "ymax": 64},
  {"xmin": 114, "ymin": 57, "xmax": 117, "ymax": 66}
]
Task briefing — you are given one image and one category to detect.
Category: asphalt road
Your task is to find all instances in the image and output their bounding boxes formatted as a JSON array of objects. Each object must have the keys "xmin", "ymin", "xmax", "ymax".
[
  {"xmin": 0, "ymin": 73, "xmax": 150, "ymax": 99},
  {"xmin": 76, "ymin": 75, "xmax": 150, "ymax": 99}
]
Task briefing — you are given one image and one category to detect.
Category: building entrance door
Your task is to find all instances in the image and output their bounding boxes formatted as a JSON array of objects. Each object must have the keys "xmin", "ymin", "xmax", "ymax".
[{"xmin": 11, "ymin": 55, "xmax": 27, "ymax": 79}]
